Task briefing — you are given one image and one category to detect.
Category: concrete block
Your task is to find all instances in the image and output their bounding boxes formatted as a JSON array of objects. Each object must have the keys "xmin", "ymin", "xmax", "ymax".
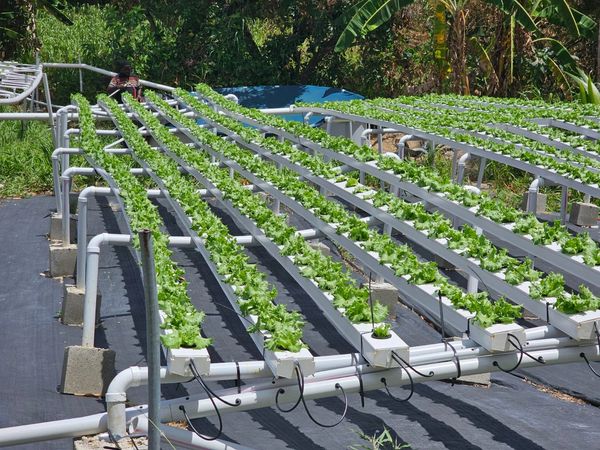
[
  {"xmin": 569, "ymin": 202, "xmax": 599, "ymax": 227},
  {"xmin": 60, "ymin": 346, "xmax": 115, "ymax": 396},
  {"xmin": 457, "ymin": 371, "xmax": 491, "ymax": 386},
  {"xmin": 49, "ymin": 243, "xmax": 77, "ymax": 278},
  {"xmin": 521, "ymin": 193, "xmax": 547, "ymax": 214},
  {"xmin": 61, "ymin": 284, "xmax": 102, "ymax": 326},
  {"xmin": 361, "ymin": 281, "xmax": 398, "ymax": 320},
  {"xmin": 50, "ymin": 212, "xmax": 77, "ymax": 242},
  {"xmin": 309, "ymin": 240, "xmax": 331, "ymax": 257}
]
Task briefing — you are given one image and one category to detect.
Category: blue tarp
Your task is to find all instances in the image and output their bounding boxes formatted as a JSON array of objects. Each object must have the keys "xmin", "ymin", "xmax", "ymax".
[{"xmin": 216, "ymin": 84, "xmax": 363, "ymax": 123}]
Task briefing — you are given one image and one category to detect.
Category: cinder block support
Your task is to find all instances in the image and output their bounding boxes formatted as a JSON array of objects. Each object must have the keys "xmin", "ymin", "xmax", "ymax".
[
  {"xmin": 49, "ymin": 243, "xmax": 77, "ymax": 277},
  {"xmin": 61, "ymin": 284, "xmax": 102, "ymax": 326},
  {"xmin": 569, "ymin": 202, "xmax": 599, "ymax": 227},
  {"xmin": 50, "ymin": 213, "xmax": 77, "ymax": 242},
  {"xmin": 60, "ymin": 346, "xmax": 115, "ymax": 396},
  {"xmin": 457, "ymin": 371, "xmax": 491, "ymax": 386},
  {"xmin": 361, "ymin": 281, "xmax": 398, "ymax": 320},
  {"xmin": 309, "ymin": 240, "xmax": 331, "ymax": 257},
  {"xmin": 521, "ymin": 192, "xmax": 547, "ymax": 214}
]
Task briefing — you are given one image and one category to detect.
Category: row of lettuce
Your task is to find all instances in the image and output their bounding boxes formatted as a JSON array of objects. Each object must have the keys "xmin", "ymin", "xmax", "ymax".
[
  {"xmin": 370, "ymin": 97, "xmax": 600, "ymax": 175},
  {"xmin": 74, "ymin": 93, "xmax": 210, "ymax": 350},
  {"xmin": 190, "ymin": 84, "xmax": 600, "ymax": 315},
  {"xmin": 196, "ymin": 84, "xmax": 600, "ymax": 268},
  {"xmin": 379, "ymin": 94, "xmax": 600, "ymax": 166},
  {"xmin": 155, "ymin": 87, "xmax": 524, "ymax": 328}
]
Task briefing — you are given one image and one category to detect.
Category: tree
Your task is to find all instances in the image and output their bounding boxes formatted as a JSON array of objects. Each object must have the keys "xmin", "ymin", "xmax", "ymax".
[{"xmin": 335, "ymin": 0, "xmax": 597, "ymax": 96}]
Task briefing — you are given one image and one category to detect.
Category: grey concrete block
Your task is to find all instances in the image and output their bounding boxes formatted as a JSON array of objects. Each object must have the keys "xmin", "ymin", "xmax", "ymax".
[
  {"xmin": 309, "ymin": 240, "xmax": 331, "ymax": 257},
  {"xmin": 569, "ymin": 202, "xmax": 599, "ymax": 227},
  {"xmin": 50, "ymin": 243, "xmax": 77, "ymax": 278},
  {"xmin": 521, "ymin": 193, "xmax": 547, "ymax": 214},
  {"xmin": 457, "ymin": 371, "xmax": 491, "ymax": 386},
  {"xmin": 60, "ymin": 346, "xmax": 115, "ymax": 396},
  {"xmin": 61, "ymin": 284, "xmax": 102, "ymax": 326},
  {"xmin": 361, "ymin": 281, "xmax": 398, "ymax": 320},
  {"xmin": 50, "ymin": 212, "xmax": 78, "ymax": 242}
]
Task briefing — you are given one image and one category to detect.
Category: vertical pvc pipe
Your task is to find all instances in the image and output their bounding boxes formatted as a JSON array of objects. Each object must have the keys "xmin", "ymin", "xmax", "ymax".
[
  {"xmin": 42, "ymin": 73, "xmax": 57, "ymax": 147},
  {"xmin": 477, "ymin": 157, "xmax": 487, "ymax": 188},
  {"xmin": 61, "ymin": 176, "xmax": 71, "ymax": 245},
  {"xmin": 81, "ymin": 246, "xmax": 100, "ymax": 347},
  {"xmin": 138, "ymin": 230, "xmax": 161, "ymax": 450},
  {"xmin": 451, "ymin": 149, "xmax": 458, "ymax": 181},
  {"xmin": 467, "ymin": 227, "xmax": 482, "ymax": 293},
  {"xmin": 560, "ymin": 186, "xmax": 568, "ymax": 224},
  {"xmin": 76, "ymin": 196, "xmax": 88, "ymax": 290},
  {"xmin": 78, "ymin": 56, "xmax": 83, "ymax": 92},
  {"xmin": 52, "ymin": 156, "xmax": 62, "ymax": 214}
]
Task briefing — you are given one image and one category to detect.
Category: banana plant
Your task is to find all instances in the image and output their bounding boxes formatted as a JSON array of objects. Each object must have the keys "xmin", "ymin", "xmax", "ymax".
[
  {"xmin": 335, "ymin": 0, "xmax": 596, "ymax": 95},
  {"xmin": 567, "ymin": 69, "xmax": 600, "ymax": 104}
]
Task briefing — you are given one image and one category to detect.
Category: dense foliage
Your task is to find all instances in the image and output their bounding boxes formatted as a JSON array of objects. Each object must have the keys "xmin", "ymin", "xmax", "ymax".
[{"xmin": 2, "ymin": 0, "xmax": 599, "ymax": 103}]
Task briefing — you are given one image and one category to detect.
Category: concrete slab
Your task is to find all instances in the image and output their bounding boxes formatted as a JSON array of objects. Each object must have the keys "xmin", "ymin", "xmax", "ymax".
[
  {"xmin": 61, "ymin": 284, "xmax": 102, "ymax": 326},
  {"xmin": 49, "ymin": 242, "xmax": 77, "ymax": 278},
  {"xmin": 569, "ymin": 202, "xmax": 599, "ymax": 227},
  {"xmin": 60, "ymin": 346, "xmax": 115, "ymax": 396}
]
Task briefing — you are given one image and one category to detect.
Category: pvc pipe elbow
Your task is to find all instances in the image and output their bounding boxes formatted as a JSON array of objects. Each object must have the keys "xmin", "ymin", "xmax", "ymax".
[
  {"xmin": 458, "ymin": 152, "xmax": 471, "ymax": 165},
  {"xmin": 529, "ymin": 177, "xmax": 543, "ymax": 191}
]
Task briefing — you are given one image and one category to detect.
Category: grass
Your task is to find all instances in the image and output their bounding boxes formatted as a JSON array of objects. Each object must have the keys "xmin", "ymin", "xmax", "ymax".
[{"xmin": 0, "ymin": 113, "xmax": 54, "ymax": 198}]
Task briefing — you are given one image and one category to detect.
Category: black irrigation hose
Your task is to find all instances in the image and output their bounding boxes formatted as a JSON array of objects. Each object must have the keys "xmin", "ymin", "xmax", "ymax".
[
  {"xmin": 179, "ymin": 360, "xmax": 242, "ymax": 441},
  {"xmin": 580, "ymin": 322, "xmax": 600, "ymax": 378},
  {"xmin": 380, "ymin": 350, "xmax": 434, "ymax": 403},
  {"xmin": 443, "ymin": 339, "xmax": 462, "ymax": 385},
  {"xmin": 493, "ymin": 333, "xmax": 545, "ymax": 374},
  {"xmin": 275, "ymin": 361, "xmax": 349, "ymax": 427},
  {"xmin": 190, "ymin": 360, "xmax": 242, "ymax": 407}
]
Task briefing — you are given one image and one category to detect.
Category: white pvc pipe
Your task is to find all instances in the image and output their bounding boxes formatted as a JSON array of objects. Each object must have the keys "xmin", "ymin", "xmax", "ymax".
[
  {"xmin": 456, "ymin": 152, "xmax": 470, "ymax": 185},
  {"xmin": 528, "ymin": 177, "xmax": 543, "ymax": 214},
  {"xmin": 1, "ymin": 340, "xmax": 594, "ymax": 446},
  {"xmin": 132, "ymin": 415, "xmax": 255, "ymax": 450},
  {"xmin": 80, "ymin": 226, "xmax": 322, "ymax": 346},
  {"xmin": 42, "ymin": 62, "xmax": 175, "ymax": 92},
  {"xmin": 166, "ymin": 343, "xmax": 600, "ymax": 423},
  {"xmin": 0, "ymin": 70, "xmax": 43, "ymax": 105}
]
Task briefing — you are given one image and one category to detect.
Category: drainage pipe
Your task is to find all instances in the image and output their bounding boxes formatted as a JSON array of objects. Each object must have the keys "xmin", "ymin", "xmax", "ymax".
[
  {"xmin": 0, "ymin": 335, "xmax": 585, "ymax": 446},
  {"xmin": 106, "ymin": 353, "xmax": 360, "ymax": 437},
  {"xmin": 396, "ymin": 134, "xmax": 414, "ymax": 159},
  {"xmin": 132, "ymin": 415, "xmax": 254, "ymax": 450},
  {"xmin": 106, "ymin": 328, "xmax": 564, "ymax": 436},
  {"xmin": 51, "ymin": 147, "xmax": 80, "ymax": 213},
  {"xmin": 456, "ymin": 152, "xmax": 471, "ymax": 185},
  {"xmin": 528, "ymin": 177, "xmax": 544, "ymax": 214},
  {"xmin": 158, "ymin": 343, "xmax": 600, "ymax": 423}
]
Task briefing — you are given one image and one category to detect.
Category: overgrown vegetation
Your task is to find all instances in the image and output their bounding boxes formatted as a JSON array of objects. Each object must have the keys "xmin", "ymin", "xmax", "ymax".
[
  {"xmin": 0, "ymin": 111, "xmax": 53, "ymax": 198},
  {"xmin": 1, "ymin": 1, "xmax": 599, "ymax": 103}
]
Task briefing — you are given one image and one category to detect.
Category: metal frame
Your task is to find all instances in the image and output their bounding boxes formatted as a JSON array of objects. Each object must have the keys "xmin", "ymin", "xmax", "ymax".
[
  {"xmin": 187, "ymin": 97, "xmax": 600, "ymax": 295},
  {"xmin": 150, "ymin": 100, "xmax": 533, "ymax": 352}
]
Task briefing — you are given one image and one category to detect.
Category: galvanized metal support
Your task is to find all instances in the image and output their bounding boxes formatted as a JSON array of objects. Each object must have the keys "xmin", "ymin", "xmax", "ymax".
[{"xmin": 139, "ymin": 230, "xmax": 161, "ymax": 450}]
